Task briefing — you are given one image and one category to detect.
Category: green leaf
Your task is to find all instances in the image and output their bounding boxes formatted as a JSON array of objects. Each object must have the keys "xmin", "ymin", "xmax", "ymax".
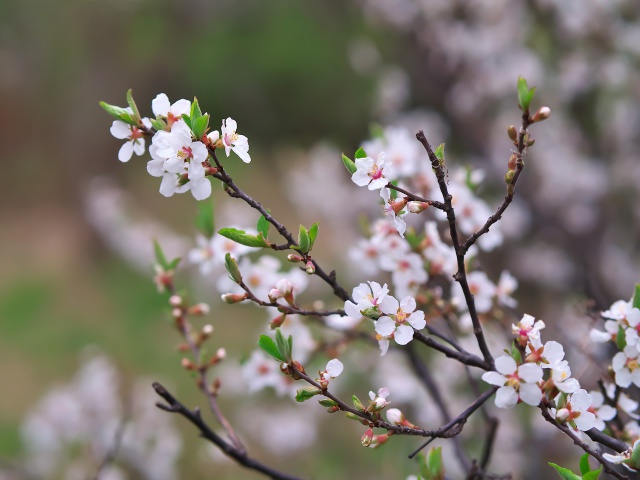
[
  {"xmin": 153, "ymin": 240, "xmax": 170, "ymax": 270},
  {"xmin": 224, "ymin": 253, "xmax": 242, "ymax": 283},
  {"xmin": 167, "ymin": 257, "xmax": 181, "ymax": 271},
  {"xmin": 126, "ymin": 89, "xmax": 140, "ymax": 121},
  {"xmin": 355, "ymin": 147, "xmax": 367, "ymax": 159},
  {"xmin": 257, "ymin": 214, "xmax": 270, "ymax": 238},
  {"xmin": 434, "ymin": 143, "xmax": 445, "ymax": 161},
  {"xmin": 218, "ymin": 227, "xmax": 269, "ymax": 248},
  {"xmin": 583, "ymin": 467, "xmax": 602, "ymax": 480},
  {"xmin": 150, "ymin": 117, "xmax": 166, "ymax": 131},
  {"xmin": 352, "ymin": 395, "xmax": 365, "ymax": 411},
  {"xmin": 195, "ymin": 201, "xmax": 215, "ymax": 238},
  {"xmin": 190, "ymin": 97, "xmax": 203, "ymax": 120},
  {"xmin": 517, "ymin": 76, "xmax": 536, "ymax": 111},
  {"xmin": 308, "ymin": 222, "xmax": 319, "ymax": 249},
  {"xmin": 511, "ymin": 341, "xmax": 523, "ymax": 364},
  {"xmin": 287, "ymin": 334, "xmax": 293, "ymax": 360},
  {"xmin": 99, "ymin": 101, "xmax": 138, "ymax": 126},
  {"xmin": 191, "ymin": 114, "xmax": 209, "ymax": 140},
  {"xmin": 616, "ymin": 325, "xmax": 627, "ymax": 350},
  {"xmin": 418, "ymin": 448, "xmax": 445, "ymax": 480},
  {"xmin": 341, "ymin": 153, "xmax": 357, "ymax": 175},
  {"xmin": 318, "ymin": 399, "xmax": 338, "ymax": 407},
  {"xmin": 632, "ymin": 284, "xmax": 640, "ymax": 310},
  {"xmin": 257, "ymin": 335, "xmax": 286, "ymax": 362},
  {"xmin": 298, "ymin": 225, "xmax": 311, "ymax": 253},
  {"xmin": 274, "ymin": 328, "xmax": 292, "ymax": 363},
  {"xmin": 548, "ymin": 463, "xmax": 582, "ymax": 480},
  {"xmin": 181, "ymin": 113, "xmax": 192, "ymax": 131},
  {"xmin": 295, "ymin": 386, "xmax": 321, "ymax": 402},
  {"xmin": 579, "ymin": 454, "xmax": 591, "ymax": 475}
]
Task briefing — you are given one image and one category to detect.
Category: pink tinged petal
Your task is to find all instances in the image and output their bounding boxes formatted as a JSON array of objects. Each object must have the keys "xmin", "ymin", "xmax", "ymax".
[
  {"xmin": 152, "ymin": 93, "xmax": 171, "ymax": 117},
  {"xmin": 407, "ymin": 311, "xmax": 426, "ymax": 330},
  {"xmin": 110, "ymin": 120, "xmax": 131, "ymax": 139},
  {"xmin": 518, "ymin": 363, "xmax": 543, "ymax": 383},
  {"xmin": 159, "ymin": 174, "xmax": 177, "ymax": 197},
  {"xmin": 394, "ymin": 325, "xmax": 415, "ymax": 345},
  {"xmin": 375, "ymin": 316, "xmax": 396, "ymax": 337},
  {"xmin": 344, "ymin": 301, "xmax": 362, "ymax": 319},
  {"xmin": 616, "ymin": 369, "xmax": 632, "ymax": 388},
  {"xmin": 495, "ymin": 386, "xmax": 518, "ymax": 409},
  {"xmin": 574, "ymin": 411, "xmax": 597, "ymax": 431},
  {"xmin": 379, "ymin": 296, "xmax": 399, "ymax": 315},
  {"xmin": 190, "ymin": 177, "xmax": 212, "ymax": 201},
  {"xmin": 400, "ymin": 296, "xmax": 416, "ymax": 313},
  {"xmin": 326, "ymin": 359, "xmax": 343, "ymax": 378},
  {"xmin": 171, "ymin": 99, "xmax": 191, "ymax": 116},
  {"xmin": 482, "ymin": 372, "xmax": 507, "ymax": 387},
  {"xmin": 118, "ymin": 142, "xmax": 134, "ymax": 162},
  {"xmin": 147, "ymin": 159, "xmax": 165, "ymax": 177},
  {"xmin": 519, "ymin": 384, "xmax": 542, "ymax": 406},
  {"xmin": 598, "ymin": 405, "xmax": 617, "ymax": 422},
  {"xmin": 557, "ymin": 378, "xmax": 580, "ymax": 394},
  {"xmin": 494, "ymin": 355, "xmax": 517, "ymax": 375},
  {"xmin": 133, "ymin": 139, "xmax": 146, "ymax": 156}
]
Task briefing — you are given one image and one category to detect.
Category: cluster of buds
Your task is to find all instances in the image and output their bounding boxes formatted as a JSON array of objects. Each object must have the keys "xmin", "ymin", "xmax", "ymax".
[{"xmin": 268, "ymin": 279, "xmax": 295, "ymax": 305}]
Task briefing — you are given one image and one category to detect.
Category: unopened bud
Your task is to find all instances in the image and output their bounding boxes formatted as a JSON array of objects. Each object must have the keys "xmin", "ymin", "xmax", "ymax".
[
  {"xmin": 287, "ymin": 254, "xmax": 303, "ymax": 263},
  {"xmin": 504, "ymin": 170, "xmax": 515, "ymax": 185},
  {"xmin": 221, "ymin": 293, "xmax": 248, "ymax": 304},
  {"xmin": 202, "ymin": 324, "xmax": 214, "ymax": 336},
  {"xmin": 216, "ymin": 347, "xmax": 226, "ymax": 360},
  {"xmin": 269, "ymin": 313, "xmax": 287, "ymax": 329},
  {"xmin": 189, "ymin": 303, "xmax": 210, "ymax": 316},
  {"xmin": 508, "ymin": 153, "xmax": 517, "ymax": 171},
  {"xmin": 181, "ymin": 358, "xmax": 196, "ymax": 370},
  {"xmin": 171, "ymin": 308, "xmax": 183, "ymax": 319},
  {"xmin": 407, "ymin": 201, "xmax": 429, "ymax": 213},
  {"xmin": 268, "ymin": 288, "xmax": 283, "ymax": 303},
  {"xmin": 169, "ymin": 295, "xmax": 183, "ymax": 307},
  {"xmin": 507, "ymin": 125, "xmax": 517, "ymax": 142},
  {"xmin": 555, "ymin": 407, "xmax": 570, "ymax": 423},
  {"xmin": 386, "ymin": 408, "xmax": 404, "ymax": 425},
  {"xmin": 531, "ymin": 106, "xmax": 551, "ymax": 123},
  {"xmin": 305, "ymin": 261, "xmax": 315, "ymax": 275},
  {"xmin": 361, "ymin": 428, "xmax": 374, "ymax": 447},
  {"xmin": 526, "ymin": 138, "xmax": 536, "ymax": 147}
]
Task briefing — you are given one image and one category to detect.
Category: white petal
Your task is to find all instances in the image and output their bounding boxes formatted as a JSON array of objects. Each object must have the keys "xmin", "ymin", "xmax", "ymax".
[
  {"xmin": 171, "ymin": 99, "xmax": 191, "ymax": 116},
  {"xmin": 612, "ymin": 352, "xmax": 628, "ymax": 371},
  {"xmin": 574, "ymin": 411, "xmax": 597, "ymax": 431},
  {"xmin": 208, "ymin": 130, "xmax": 220, "ymax": 142},
  {"xmin": 400, "ymin": 296, "xmax": 416, "ymax": 313},
  {"xmin": 152, "ymin": 93, "xmax": 170, "ymax": 117},
  {"xmin": 394, "ymin": 325, "xmax": 415, "ymax": 345},
  {"xmin": 494, "ymin": 355, "xmax": 517, "ymax": 375},
  {"xmin": 133, "ymin": 139, "xmax": 146, "ymax": 156},
  {"xmin": 118, "ymin": 142, "xmax": 134, "ymax": 162},
  {"xmin": 407, "ymin": 310, "xmax": 426, "ymax": 330},
  {"xmin": 233, "ymin": 145, "xmax": 251, "ymax": 163},
  {"xmin": 598, "ymin": 405, "xmax": 617, "ymax": 422},
  {"xmin": 482, "ymin": 371, "xmax": 507, "ymax": 387},
  {"xmin": 351, "ymin": 170, "xmax": 372, "ymax": 187},
  {"xmin": 147, "ymin": 159, "xmax": 165, "ymax": 177},
  {"xmin": 344, "ymin": 301, "xmax": 362, "ymax": 319},
  {"xmin": 224, "ymin": 117, "xmax": 238, "ymax": 132},
  {"xmin": 379, "ymin": 296, "xmax": 399, "ymax": 315},
  {"xmin": 495, "ymin": 387, "xmax": 518, "ymax": 409},
  {"xmin": 519, "ymin": 384, "xmax": 542, "ymax": 406},
  {"xmin": 110, "ymin": 120, "xmax": 131, "ymax": 139},
  {"xmin": 570, "ymin": 390, "xmax": 592, "ymax": 411},
  {"xmin": 375, "ymin": 316, "xmax": 396, "ymax": 337},
  {"xmin": 191, "ymin": 141, "xmax": 209, "ymax": 163},
  {"xmin": 190, "ymin": 177, "xmax": 212, "ymax": 201},
  {"xmin": 557, "ymin": 378, "xmax": 580, "ymax": 394},
  {"xmin": 378, "ymin": 338, "xmax": 389, "ymax": 356},
  {"xmin": 518, "ymin": 363, "xmax": 543, "ymax": 383},
  {"xmin": 159, "ymin": 174, "xmax": 177, "ymax": 197},
  {"xmin": 616, "ymin": 369, "xmax": 632, "ymax": 388},
  {"xmin": 326, "ymin": 359, "xmax": 343, "ymax": 378}
]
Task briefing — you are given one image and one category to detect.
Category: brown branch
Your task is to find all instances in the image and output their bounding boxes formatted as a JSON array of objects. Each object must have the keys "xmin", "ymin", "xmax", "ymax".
[
  {"xmin": 539, "ymin": 402, "xmax": 628, "ymax": 480},
  {"xmin": 416, "ymin": 130, "xmax": 494, "ymax": 369},
  {"xmin": 385, "ymin": 183, "xmax": 446, "ymax": 211},
  {"xmin": 153, "ymin": 383, "xmax": 304, "ymax": 480},
  {"xmin": 412, "ymin": 331, "xmax": 490, "ymax": 370}
]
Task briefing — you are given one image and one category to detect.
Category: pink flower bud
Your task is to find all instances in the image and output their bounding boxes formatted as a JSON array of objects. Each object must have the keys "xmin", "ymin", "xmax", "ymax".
[
  {"xmin": 221, "ymin": 293, "xmax": 248, "ymax": 304},
  {"xmin": 531, "ymin": 106, "xmax": 551, "ymax": 122},
  {"xmin": 202, "ymin": 324, "xmax": 214, "ymax": 336},
  {"xmin": 171, "ymin": 308, "xmax": 183, "ymax": 319},
  {"xmin": 268, "ymin": 288, "xmax": 282, "ymax": 302},
  {"xmin": 305, "ymin": 261, "xmax": 315, "ymax": 274},
  {"xmin": 386, "ymin": 408, "xmax": 404, "ymax": 425},
  {"xmin": 269, "ymin": 314, "xmax": 286, "ymax": 329},
  {"xmin": 361, "ymin": 428, "xmax": 374, "ymax": 447},
  {"xmin": 287, "ymin": 254, "xmax": 303, "ymax": 263},
  {"xmin": 556, "ymin": 407, "xmax": 570, "ymax": 423},
  {"xmin": 407, "ymin": 201, "xmax": 429, "ymax": 213},
  {"xmin": 216, "ymin": 347, "xmax": 226, "ymax": 360},
  {"xmin": 189, "ymin": 303, "xmax": 210, "ymax": 316},
  {"xmin": 181, "ymin": 358, "xmax": 196, "ymax": 370},
  {"xmin": 169, "ymin": 295, "xmax": 183, "ymax": 307}
]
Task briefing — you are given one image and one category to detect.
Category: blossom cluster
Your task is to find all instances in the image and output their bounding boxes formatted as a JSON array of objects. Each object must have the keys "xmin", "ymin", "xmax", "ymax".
[{"xmin": 108, "ymin": 93, "xmax": 250, "ymax": 201}]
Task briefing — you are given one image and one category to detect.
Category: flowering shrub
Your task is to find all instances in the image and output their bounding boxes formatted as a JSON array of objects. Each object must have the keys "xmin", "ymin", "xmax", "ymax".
[{"xmin": 95, "ymin": 76, "xmax": 640, "ymax": 480}]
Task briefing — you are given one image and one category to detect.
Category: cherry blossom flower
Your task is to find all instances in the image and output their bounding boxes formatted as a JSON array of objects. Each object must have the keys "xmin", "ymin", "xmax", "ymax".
[
  {"xmin": 351, "ymin": 153, "xmax": 395, "ymax": 190},
  {"xmin": 496, "ymin": 271, "xmax": 518, "ymax": 308},
  {"xmin": 526, "ymin": 340, "xmax": 565, "ymax": 368},
  {"xmin": 344, "ymin": 281, "xmax": 392, "ymax": 319},
  {"xmin": 451, "ymin": 271, "xmax": 496, "ymax": 313},
  {"xmin": 624, "ymin": 308, "xmax": 640, "ymax": 351},
  {"xmin": 603, "ymin": 440, "xmax": 640, "ymax": 471},
  {"xmin": 512, "ymin": 314, "xmax": 545, "ymax": 347},
  {"xmin": 208, "ymin": 117, "xmax": 251, "ymax": 163},
  {"xmin": 482, "ymin": 355, "xmax": 543, "ymax": 408},
  {"xmin": 588, "ymin": 390, "xmax": 618, "ymax": 430},
  {"xmin": 319, "ymin": 359, "xmax": 344, "ymax": 387},
  {"xmin": 151, "ymin": 93, "xmax": 190, "ymax": 128},
  {"xmin": 369, "ymin": 387, "xmax": 390, "ymax": 410},
  {"xmin": 110, "ymin": 117, "xmax": 150, "ymax": 162},
  {"xmin": 375, "ymin": 296, "xmax": 426, "ymax": 345},
  {"xmin": 175, "ymin": 158, "xmax": 211, "ymax": 200},
  {"xmin": 550, "ymin": 360, "xmax": 580, "ymax": 393},
  {"xmin": 554, "ymin": 389, "xmax": 597, "ymax": 432},
  {"xmin": 379, "ymin": 251, "xmax": 428, "ymax": 299},
  {"xmin": 604, "ymin": 383, "xmax": 639, "ymax": 418},
  {"xmin": 242, "ymin": 350, "xmax": 293, "ymax": 397},
  {"xmin": 380, "ymin": 188, "xmax": 408, "ymax": 237},
  {"xmin": 612, "ymin": 346, "xmax": 640, "ymax": 388}
]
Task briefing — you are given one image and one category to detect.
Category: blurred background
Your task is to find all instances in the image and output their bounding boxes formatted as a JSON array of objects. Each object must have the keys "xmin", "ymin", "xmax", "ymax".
[{"xmin": 2, "ymin": 0, "xmax": 640, "ymax": 479}]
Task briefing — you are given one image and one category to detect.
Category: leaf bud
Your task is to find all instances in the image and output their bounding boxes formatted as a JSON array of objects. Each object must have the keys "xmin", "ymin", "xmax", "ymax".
[
  {"xmin": 504, "ymin": 170, "xmax": 516, "ymax": 185},
  {"xmin": 507, "ymin": 125, "xmax": 517, "ymax": 142}
]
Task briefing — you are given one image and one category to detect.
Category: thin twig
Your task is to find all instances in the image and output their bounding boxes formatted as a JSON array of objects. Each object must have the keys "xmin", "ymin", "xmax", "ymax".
[{"xmin": 153, "ymin": 382, "xmax": 304, "ymax": 480}]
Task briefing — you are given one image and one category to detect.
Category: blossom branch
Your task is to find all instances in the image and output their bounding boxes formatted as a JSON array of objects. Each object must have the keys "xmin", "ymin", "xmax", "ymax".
[
  {"xmin": 539, "ymin": 402, "xmax": 628, "ymax": 480},
  {"xmin": 412, "ymin": 330, "xmax": 490, "ymax": 370},
  {"xmin": 385, "ymin": 183, "xmax": 446, "ymax": 211},
  {"xmin": 460, "ymin": 112, "xmax": 532, "ymax": 255},
  {"xmin": 416, "ymin": 130, "xmax": 495, "ymax": 369},
  {"xmin": 153, "ymin": 382, "xmax": 304, "ymax": 480},
  {"xmin": 209, "ymin": 149, "xmax": 352, "ymax": 303}
]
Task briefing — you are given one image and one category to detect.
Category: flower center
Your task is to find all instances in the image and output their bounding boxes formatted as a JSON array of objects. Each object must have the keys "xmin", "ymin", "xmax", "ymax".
[
  {"xmin": 627, "ymin": 358, "xmax": 639, "ymax": 371},
  {"xmin": 395, "ymin": 309, "xmax": 407, "ymax": 324},
  {"xmin": 369, "ymin": 164, "xmax": 383, "ymax": 180},
  {"xmin": 178, "ymin": 146, "xmax": 193, "ymax": 160},
  {"xmin": 224, "ymin": 132, "xmax": 239, "ymax": 146},
  {"xmin": 506, "ymin": 376, "xmax": 520, "ymax": 389},
  {"xmin": 130, "ymin": 127, "xmax": 143, "ymax": 140}
]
